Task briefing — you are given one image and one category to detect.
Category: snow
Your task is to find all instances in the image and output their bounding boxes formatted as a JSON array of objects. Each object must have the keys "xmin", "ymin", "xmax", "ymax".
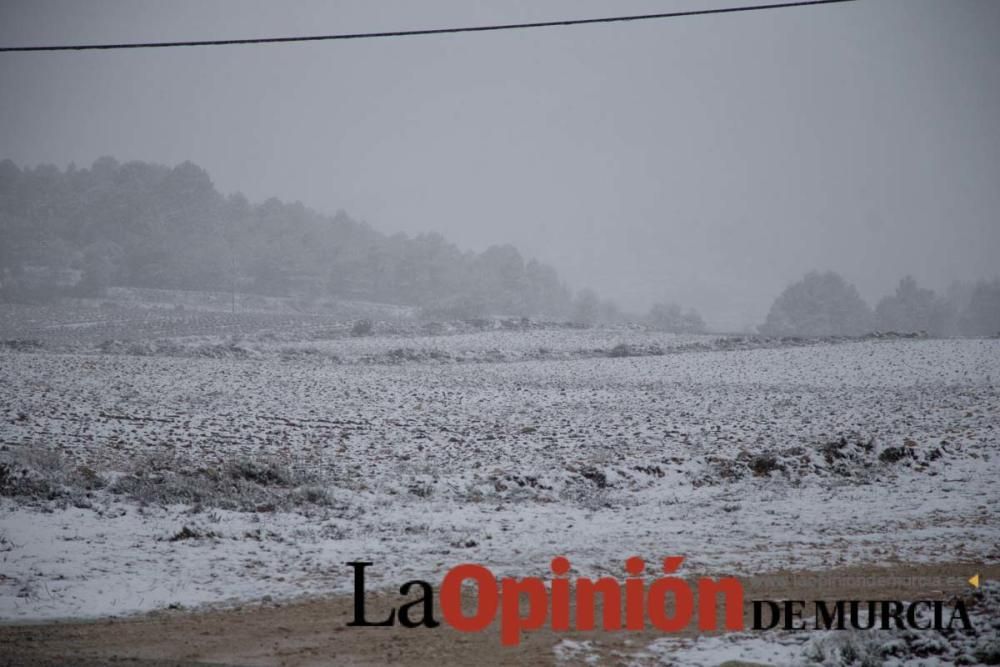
[
  {"xmin": 1, "ymin": 327, "xmax": 998, "ymax": 623},
  {"xmin": 639, "ymin": 583, "xmax": 1000, "ymax": 666},
  {"xmin": 552, "ymin": 584, "xmax": 1000, "ymax": 665}
]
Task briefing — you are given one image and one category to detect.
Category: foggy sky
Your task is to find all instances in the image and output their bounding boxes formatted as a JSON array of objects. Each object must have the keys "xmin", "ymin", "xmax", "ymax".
[{"xmin": 1, "ymin": 0, "xmax": 998, "ymax": 331}]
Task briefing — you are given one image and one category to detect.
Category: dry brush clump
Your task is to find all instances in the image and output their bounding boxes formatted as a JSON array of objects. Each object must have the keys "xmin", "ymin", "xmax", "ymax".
[
  {"xmin": 607, "ymin": 342, "xmax": 665, "ymax": 358},
  {"xmin": 0, "ymin": 446, "xmax": 105, "ymax": 506},
  {"xmin": 696, "ymin": 434, "xmax": 951, "ymax": 486},
  {"xmin": 108, "ymin": 455, "xmax": 336, "ymax": 512},
  {"xmin": 97, "ymin": 338, "xmax": 257, "ymax": 359},
  {"xmin": 0, "ymin": 339, "xmax": 44, "ymax": 352},
  {"xmin": 799, "ymin": 584, "xmax": 1000, "ymax": 666},
  {"xmin": 350, "ymin": 319, "xmax": 374, "ymax": 337},
  {"xmin": 0, "ymin": 446, "xmax": 337, "ymax": 513}
]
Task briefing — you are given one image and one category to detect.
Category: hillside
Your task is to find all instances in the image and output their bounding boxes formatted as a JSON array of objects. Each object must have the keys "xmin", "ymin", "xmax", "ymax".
[{"xmin": 0, "ymin": 158, "xmax": 576, "ymax": 319}]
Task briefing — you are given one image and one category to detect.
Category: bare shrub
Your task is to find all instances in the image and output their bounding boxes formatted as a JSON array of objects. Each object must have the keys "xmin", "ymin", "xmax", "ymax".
[
  {"xmin": 0, "ymin": 447, "xmax": 105, "ymax": 502},
  {"xmin": 109, "ymin": 456, "xmax": 332, "ymax": 512},
  {"xmin": 1, "ymin": 446, "xmax": 335, "ymax": 513},
  {"xmin": 350, "ymin": 319, "xmax": 374, "ymax": 337}
]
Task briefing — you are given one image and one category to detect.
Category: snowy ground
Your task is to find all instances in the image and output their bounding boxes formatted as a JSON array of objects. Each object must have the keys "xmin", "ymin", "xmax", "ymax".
[
  {"xmin": 555, "ymin": 582, "xmax": 1000, "ymax": 666},
  {"xmin": 1, "ymin": 316, "xmax": 998, "ymax": 660}
]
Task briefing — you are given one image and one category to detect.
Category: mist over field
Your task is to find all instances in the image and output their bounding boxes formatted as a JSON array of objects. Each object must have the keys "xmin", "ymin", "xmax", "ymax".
[
  {"xmin": 1, "ymin": 2, "xmax": 999, "ymax": 666},
  {"xmin": 2, "ymin": 0, "xmax": 999, "ymax": 330}
]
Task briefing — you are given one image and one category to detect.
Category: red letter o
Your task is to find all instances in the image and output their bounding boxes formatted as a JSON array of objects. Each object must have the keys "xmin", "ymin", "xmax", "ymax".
[{"xmin": 440, "ymin": 564, "xmax": 499, "ymax": 632}]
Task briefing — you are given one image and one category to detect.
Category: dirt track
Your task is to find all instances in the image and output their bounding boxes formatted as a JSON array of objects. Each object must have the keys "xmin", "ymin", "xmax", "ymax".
[{"xmin": 1, "ymin": 562, "xmax": 993, "ymax": 666}]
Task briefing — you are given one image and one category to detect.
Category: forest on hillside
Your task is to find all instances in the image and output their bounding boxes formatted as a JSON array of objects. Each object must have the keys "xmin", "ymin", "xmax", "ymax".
[
  {"xmin": 3, "ymin": 158, "xmax": 996, "ymax": 336},
  {"xmin": 0, "ymin": 158, "xmax": 583, "ymax": 319}
]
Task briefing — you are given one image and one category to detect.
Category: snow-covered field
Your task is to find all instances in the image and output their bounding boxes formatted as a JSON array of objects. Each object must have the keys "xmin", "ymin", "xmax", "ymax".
[
  {"xmin": 558, "ymin": 579, "xmax": 1000, "ymax": 667},
  {"xmin": 1, "ymin": 314, "xmax": 998, "ymax": 661}
]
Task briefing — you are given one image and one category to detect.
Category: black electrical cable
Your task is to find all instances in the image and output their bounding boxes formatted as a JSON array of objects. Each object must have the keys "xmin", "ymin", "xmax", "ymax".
[{"xmin": 0, "ymin": 0, "xmax": 857, "ymax": 53}]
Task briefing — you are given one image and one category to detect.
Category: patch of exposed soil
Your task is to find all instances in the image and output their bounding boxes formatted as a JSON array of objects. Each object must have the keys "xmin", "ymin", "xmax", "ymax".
[{"xmin": 1, "ymin": 562, "xmax": 994, "ymax": 667}]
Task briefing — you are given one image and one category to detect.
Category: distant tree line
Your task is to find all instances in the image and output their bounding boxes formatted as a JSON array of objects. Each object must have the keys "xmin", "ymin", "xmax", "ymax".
[
  {"xmin": 0, "ymin": 158, "xmax": 608, "ymax": 320},
  {"xmin": 759, "ymin": 270, "xmax": 1000, "ymax": 337},
  {"xmin": 644, "ymin": 302, "xmax": 707, "ymax": 334}
]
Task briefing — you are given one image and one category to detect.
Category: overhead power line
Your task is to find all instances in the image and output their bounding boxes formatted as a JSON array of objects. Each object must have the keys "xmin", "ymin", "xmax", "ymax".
[{"xmin": 0, "ymin": 0, "xmax": 856, "ymax": 53}]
